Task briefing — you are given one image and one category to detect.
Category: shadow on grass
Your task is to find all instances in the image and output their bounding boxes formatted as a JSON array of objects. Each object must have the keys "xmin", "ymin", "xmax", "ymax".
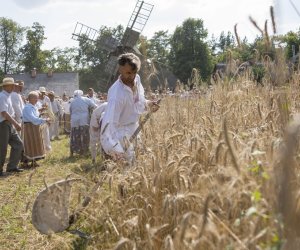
[{"xmin": 45, "ymin": 154, "xmax": 90, "ymax": 165}]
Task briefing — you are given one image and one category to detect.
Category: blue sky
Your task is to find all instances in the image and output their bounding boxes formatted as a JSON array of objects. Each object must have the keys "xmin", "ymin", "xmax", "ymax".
[{"xmin": 0, "ymin": 0, "xmax": 299, "ymax": 50}]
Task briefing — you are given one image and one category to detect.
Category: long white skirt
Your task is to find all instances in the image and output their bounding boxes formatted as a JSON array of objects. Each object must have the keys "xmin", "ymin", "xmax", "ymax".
[{"xmin": 42, "ymin": 124, "xmax": 51, "ymax": 153}]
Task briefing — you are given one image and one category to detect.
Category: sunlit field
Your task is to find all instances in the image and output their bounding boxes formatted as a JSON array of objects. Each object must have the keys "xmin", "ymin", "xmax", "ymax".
[{"xmin": 1, "ymin": 68, "xmax": 300, "ymax": 249}]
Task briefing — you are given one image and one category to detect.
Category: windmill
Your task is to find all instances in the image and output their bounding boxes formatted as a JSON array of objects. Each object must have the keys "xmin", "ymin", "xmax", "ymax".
[{"xmin": 71, "ymin": 0, "xmax": 154, "ymax": 89}]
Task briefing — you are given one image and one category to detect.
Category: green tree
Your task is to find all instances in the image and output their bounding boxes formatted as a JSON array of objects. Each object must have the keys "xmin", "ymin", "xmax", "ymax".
[
  {"xmin": 20, "ymin": 22, "xmax": 47, "ymax": 72},
  {"xmin": 0, "ymin": 18, "xmax": 24, "ymax": 74},
  {"xmin": 210, "ymin": 32, "xmax": 236, "ymax": 63},
  {"xmin": 44, "ymin": 47, "xmax": 79, "ymax": 72},
  {"xmin": 218, "ymin": 31, "xmax": 235, "ymax": 53},
  {"xmin": 277, "ymin": 29, "xmax": 300, "ymax": 59},
  {"xmin": 147, "ymin": 30, "xmax": 170, "ymax": 65},
  {"xmin": 168, "ymin": 18, "xmax": 213, "ymax": 83}
]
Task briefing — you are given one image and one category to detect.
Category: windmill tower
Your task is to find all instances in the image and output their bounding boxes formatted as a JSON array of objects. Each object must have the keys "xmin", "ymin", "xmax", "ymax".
[{"xmin": 72, "ymin": 0, "xmax": 154, "ymax": 89}]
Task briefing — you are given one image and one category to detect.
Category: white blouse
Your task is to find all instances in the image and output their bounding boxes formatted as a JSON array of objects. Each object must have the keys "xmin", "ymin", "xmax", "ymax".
[{"xmin": 100, "ymin": 74, "xmax": 147, "ymax": 155}]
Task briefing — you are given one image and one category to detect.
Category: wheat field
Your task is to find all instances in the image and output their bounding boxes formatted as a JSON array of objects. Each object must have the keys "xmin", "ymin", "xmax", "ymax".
[{"xmin": 1, "ymin": 69, "xmax": 300, "ymax": 249}]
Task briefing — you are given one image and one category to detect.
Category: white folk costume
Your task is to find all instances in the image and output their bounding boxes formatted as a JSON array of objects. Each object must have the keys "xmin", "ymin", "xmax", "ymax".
[
  {"xmin": 70, "ymin": 90, "xmax": 97, "ymax": 156},
  {"xmin": 100, "ymin": 74, "xmax": 147, "ymax": 162},
  {"xmin": 61, "ymin": 99, "xmax": 71, "ymax": 133},
  {"xmin": 87, "ymin": 95, "xmax": 101, "ymax": 106},
  {"xmin": 89, "ymin": 102, "xmax": 107, "ymax": 162},
  {"xmin": 11, "ymin": 91, "xmax": 24, "ymax": 123},
  {"xmin": 0, "ymin": 87, "xmax": 23, "ymax": 173},
  {"xmin": 49, "ymin": 98, "xmax": 63, "ymax": 139},
  {"xmin": 36, "ymin": 95, "xmax": 52, "ymax": 152},
  {"xmin": 22, "ymin": 103, "xmax": 47, "ymax": 160},
  {"xmin": 11, "ymin": 91, "xmax": 25, "ymax": 137}
]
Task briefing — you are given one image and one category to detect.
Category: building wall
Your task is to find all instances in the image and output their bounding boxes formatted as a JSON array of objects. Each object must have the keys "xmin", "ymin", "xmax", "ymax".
[{"xmin": 7, "ymin": 72, "xmax": 79, "ymax": 97}]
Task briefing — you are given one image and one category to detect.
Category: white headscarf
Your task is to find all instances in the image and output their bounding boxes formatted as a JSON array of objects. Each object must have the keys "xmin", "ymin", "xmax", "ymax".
[{"xmin": 74, "ymin": 90, "xmax": 83, "ymax": 98}]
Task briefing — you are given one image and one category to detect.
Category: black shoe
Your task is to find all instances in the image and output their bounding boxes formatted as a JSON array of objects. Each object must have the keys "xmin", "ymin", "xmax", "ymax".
[
  {"xmin": 0, "ymin": 172, "xmax": 8, "ymax": 177},
  {"xmin": 7, "ymin": 168, "xmax": 24, "ymax": 173}
]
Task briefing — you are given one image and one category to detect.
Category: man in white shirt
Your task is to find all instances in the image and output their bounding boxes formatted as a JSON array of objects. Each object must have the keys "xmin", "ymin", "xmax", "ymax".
[
  {"xmin": 48, "ymin": 91, "xmax": 63, "ymax": 140},
  {"xmin": 100, "ymin": 53, "xmax": 159, "ymax": 164},
  {"xmin": 0, "ymin": 78, "xmax": 24, "ymax": 176},
  {"xmin": 61, "ymin": 93, "xmax": 71, "ymax": 133},
  {"xmin": 11, "ymin": 80, "xmax": 25, "ymax": 124},
  {"xmin": 87, "ymin": 88, "xmax": 101, "ymax": 106}
]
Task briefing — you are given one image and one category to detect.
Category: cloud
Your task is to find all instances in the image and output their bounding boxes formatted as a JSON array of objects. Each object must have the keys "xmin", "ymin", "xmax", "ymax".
[
  {"xmin": 13, "ymin": 0, "xmax": 50, "ymax": 9},
  {"xmin": 4, "ymin": 0, "xmax": 297, "ymax": 50},
  {"xmin": 12, "ymin": 0, "xmax": 103, "ymax": 10}
]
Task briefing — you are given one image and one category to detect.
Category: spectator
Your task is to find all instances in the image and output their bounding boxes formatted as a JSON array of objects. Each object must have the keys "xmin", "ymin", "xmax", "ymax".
[
  {"xmin": 69, "ymin": 90, "xmax": 97, "ymax": 156},
  {"xmin": 0, "ymin": 77, "xmax": 23, "ymax": 176}
]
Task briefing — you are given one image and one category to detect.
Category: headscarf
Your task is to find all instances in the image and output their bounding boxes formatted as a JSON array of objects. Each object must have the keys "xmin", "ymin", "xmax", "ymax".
[{"xmin": 73, "ymin": 90, "xmax": 83, "ymax": 98}]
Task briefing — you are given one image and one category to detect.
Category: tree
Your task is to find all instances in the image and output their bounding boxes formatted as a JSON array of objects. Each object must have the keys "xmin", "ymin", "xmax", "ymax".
[
  {"xmin": 147, "ymin": 30, "xmax": 170, "ymax": 65},
  {"xmin": 210, "ymin": 32, "xmax": 237, "ymax": 64},
  {"xmin": 44, "ymin": 47, "xmax": 80, "ymax": 72},
  {"xmin": 20, "ymin": 22, "xmax": 47, "ymax": 72},
  {"xmin": 277, "ymin": 29, "xmax": 300, "ymax": 60},
  {"xmin": 0, "ymin": 18, "xmax": 24, "ymax": 74},
  {"xmin": 168, "ymin": 18, "xmax": 213, "ymax": 83},
  {"xmin": 218, "ymin": 31, "xmax": 235, "ymax": 53}
]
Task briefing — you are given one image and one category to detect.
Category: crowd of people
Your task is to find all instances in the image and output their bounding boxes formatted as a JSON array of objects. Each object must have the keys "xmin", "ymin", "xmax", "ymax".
[{"xmin": 0, "ymin": 53, "xmax": 160, "ymax": 177}]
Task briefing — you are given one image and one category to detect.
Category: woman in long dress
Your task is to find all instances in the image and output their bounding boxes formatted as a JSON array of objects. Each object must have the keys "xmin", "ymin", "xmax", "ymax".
[
  {"xmin": 22, "ymin": 91, "xmax": 49, "ymax": 167},
  {"xmin": 69, "ymin": 90, "xmax": 97, "ymax": 156}
]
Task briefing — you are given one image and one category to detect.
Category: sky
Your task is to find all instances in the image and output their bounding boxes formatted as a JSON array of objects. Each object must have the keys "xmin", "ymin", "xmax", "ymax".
[{"xmin": 0, "ymin": 0, "xmax": 299, "ymax": 50}]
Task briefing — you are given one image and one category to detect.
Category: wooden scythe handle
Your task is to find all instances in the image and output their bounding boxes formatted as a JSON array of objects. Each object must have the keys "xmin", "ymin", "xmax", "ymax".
[{"xmin": 125, "ymin": 99, "xmax": 161, "ymax": 151}]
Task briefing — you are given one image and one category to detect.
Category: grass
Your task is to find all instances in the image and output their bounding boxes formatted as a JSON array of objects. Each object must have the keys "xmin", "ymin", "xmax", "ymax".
[
  {"xmin": 0, "ymin": 136, "xmax": 97, "ymax": 250},
  {"xmin": 1, "ymin": 71, "xmax": 300, "ymax": 249}
]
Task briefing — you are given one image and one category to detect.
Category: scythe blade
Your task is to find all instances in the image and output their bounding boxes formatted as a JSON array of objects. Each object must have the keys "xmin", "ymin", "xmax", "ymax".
[{"xmin": 32, "ymin": 178, "xmax": 80, "ymax": 235}]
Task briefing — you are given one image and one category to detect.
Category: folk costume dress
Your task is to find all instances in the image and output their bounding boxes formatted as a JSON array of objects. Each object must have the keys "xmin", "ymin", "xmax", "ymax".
[
  {"xmin": 22, "ymin": 103, "xmax": 47, "ymax": 160},
  {"xmin": 37, "ymin": 95, "xmax": 52, "ymax": 152},
  {"xmin": 69, "ymin": 90, "xmax": 97, "ymax": 155}
]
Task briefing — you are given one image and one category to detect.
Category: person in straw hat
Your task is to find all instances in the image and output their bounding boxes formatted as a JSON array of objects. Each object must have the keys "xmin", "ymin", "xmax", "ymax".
[
  {"xmin": 36, "ymin": 86, "xmax": 52, "ymax": 152},
  {"xmin": 0, "ymin": 77, "xmax": 24, "ymax": 176}
]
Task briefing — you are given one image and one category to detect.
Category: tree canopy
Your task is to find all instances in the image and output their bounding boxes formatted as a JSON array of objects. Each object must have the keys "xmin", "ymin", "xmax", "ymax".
[
  {"xmin": 0, "ymin": 16, "xmax": 299, "ymax": 90},
  {"xmin": 168, "ymin": 18, "xmax": 214, "ymax": 83},
  {"xmin": 0, "ymin": 17, "xmax": 24, "ymax": 74}
]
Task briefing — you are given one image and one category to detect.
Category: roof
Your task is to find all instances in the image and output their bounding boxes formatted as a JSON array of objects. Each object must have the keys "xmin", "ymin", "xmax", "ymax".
[{"xmin": 7, "ymin": 72, "xmax": 79, "ymax": 96}]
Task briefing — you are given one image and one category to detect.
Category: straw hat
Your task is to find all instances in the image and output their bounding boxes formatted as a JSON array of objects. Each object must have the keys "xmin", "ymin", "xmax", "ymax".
[
  {"xmin": 15, "ymin": 80, "xmax": 24, "ymax": 86},
  {"xmin": 0, "ymin": 77, "xmax": 16, "ymax": 87},
  {"xmin": 39, "ymin": 86, "xmax": 46, "ymax": 93}
]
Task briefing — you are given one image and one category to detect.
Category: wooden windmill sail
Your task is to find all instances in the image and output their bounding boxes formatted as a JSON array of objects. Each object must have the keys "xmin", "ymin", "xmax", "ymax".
[{"xmin": 72, "ymin": 0, "xmax": 154, "ymax": 88}]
